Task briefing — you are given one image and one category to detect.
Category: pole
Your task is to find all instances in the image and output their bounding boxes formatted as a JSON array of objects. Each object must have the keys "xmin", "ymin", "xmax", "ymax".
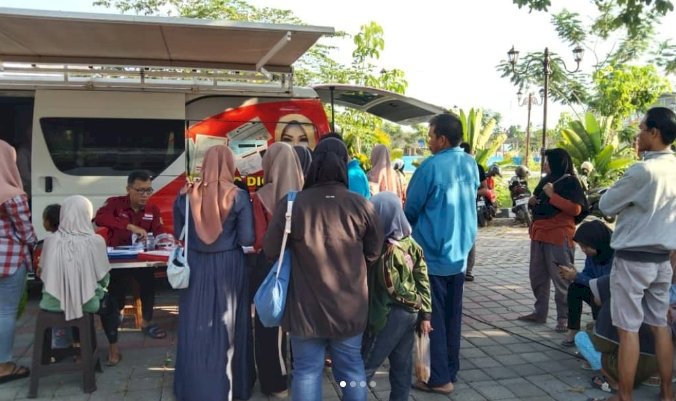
[
  {"xmin": 329, "ymin": 86, "xmax": 336, "ymax": 133},
  {"xmin": 540, "ymin": 47, "xmax": 550, "ymax": 175},
  {"xmin": 524, "ymin": 93, "xmax": 532, "ymax": 166}
]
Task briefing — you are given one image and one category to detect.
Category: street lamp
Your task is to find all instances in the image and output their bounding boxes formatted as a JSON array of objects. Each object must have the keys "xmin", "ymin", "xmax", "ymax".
[
  {"xmin": 507, "ymin": 45, "xmax": 584, "ymax": 173},
  {"xmin": 516, "ymin": 89, "xmax": 543, "ymax": 167}
]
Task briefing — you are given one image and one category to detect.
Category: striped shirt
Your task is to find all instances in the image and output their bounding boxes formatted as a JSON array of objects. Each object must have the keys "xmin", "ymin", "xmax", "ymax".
[{"xmin": 1, "ymin": 194, "xmax": 37, "ymax": 277}]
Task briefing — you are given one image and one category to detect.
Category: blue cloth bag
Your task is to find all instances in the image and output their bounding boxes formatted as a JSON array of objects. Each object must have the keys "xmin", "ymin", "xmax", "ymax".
[{"xmin": 254, "ymin": 191, "xmax": 296, "ymax": 328}]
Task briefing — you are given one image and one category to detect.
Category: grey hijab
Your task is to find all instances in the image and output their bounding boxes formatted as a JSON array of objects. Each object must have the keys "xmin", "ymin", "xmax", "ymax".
[{"xmin": 371, "ymin": 191, "xmax": 411, "ymax": 240}]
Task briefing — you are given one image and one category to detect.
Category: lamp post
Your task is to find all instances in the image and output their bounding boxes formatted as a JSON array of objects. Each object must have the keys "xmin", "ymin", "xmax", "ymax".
[
  {"xmin": 507, "ymin": 46, "xmax": 584, "ymax": 173},
  {"xmin": 516, "ymin": 89, "xmax": 543, "ymax": 166}
]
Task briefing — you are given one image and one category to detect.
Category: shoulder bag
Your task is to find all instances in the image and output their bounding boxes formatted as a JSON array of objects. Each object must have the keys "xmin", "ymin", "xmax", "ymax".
[{"xmin": 254, "ymin": 191, "xmax": 297, "ymax": 327}]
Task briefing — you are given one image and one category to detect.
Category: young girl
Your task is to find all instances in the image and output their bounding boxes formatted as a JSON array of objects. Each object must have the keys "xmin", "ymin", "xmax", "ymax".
[
  {"xmin": 559, "ymin": 220, "xmax": 614, "ymax": 346},
  {"xmin": 363, "ymin": 191, "xmax": 432, "ymax": 401}
]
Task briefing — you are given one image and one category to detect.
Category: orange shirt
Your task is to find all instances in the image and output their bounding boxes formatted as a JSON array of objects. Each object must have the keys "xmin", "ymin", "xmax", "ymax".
[{"xmin": 530, "ymin": 193, "xmax": 582, "ymax": 247}]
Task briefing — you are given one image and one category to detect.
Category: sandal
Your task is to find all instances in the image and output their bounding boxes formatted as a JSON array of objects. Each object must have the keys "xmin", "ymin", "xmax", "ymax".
[
  {"xmin": 0, "ymin": 363, "xmax": 30, "ymax": 384},
  {"xmin": 555, "ymin": 319, "xmax": 568, "ymax": 333},
  {"xmin": 517, "ymin": 313, "xmax": 546, "ymax": 324},
  {"xmin": 560, "ymin": 338, "xmax": 575, "ymax": 347},
  {"xmin": 105, "ymin": 353, "xmax": 122, "ymax": 367},
  {"xmin": 579, "ymin": 360, "xmax": 594, "ymax": 371},
  {"xmin": 142, "ymin": 324, "xmax": 167, "ymax": 339},
  {"xmin": 411, "ymin": 380, "xmax": 454, "ymax": 395},
  {"xmin": 591, "ymin": 375, "xmax": 615, "ymax": 393}
]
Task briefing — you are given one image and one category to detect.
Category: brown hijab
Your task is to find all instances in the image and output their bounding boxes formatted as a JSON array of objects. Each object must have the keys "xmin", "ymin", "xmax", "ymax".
[
  {"xmin": 368, "ymin": 144, "xmax": 403, "ymax": 199},
  {"xmin": 188, "ymin": 145, "xmax": 238, "ymax": 245},
  {"xmin": 257, "ymin": 142, "xmax": 304, "ymax": 214},
  {"xmin": 0, "ymin": 139, "xmax": 25, "ymax": 205}
]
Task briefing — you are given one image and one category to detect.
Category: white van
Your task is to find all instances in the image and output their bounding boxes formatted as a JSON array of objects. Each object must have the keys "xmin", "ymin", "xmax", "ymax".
[{"xmin": 0, "ymin": 8, "xmax": 444, "ymax": 239}]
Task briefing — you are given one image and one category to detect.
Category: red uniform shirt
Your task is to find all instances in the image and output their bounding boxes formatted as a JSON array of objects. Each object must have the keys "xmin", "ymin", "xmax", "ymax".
[{"xmin": 94, "ymin": 195, "xmax": 164, "ymax": 247}]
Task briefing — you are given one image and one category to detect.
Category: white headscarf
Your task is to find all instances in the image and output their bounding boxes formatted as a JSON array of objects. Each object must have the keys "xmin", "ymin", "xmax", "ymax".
[{"xmin": 41, "ymin": 195, "xmax": 111, "ymax": 321}]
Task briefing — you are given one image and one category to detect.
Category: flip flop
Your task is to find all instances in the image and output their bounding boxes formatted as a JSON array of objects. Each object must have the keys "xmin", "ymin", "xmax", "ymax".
[
  {"xmin": 0, "ymin": 363, "xmax": 30, "ymax": 384},
  {"xmin": 411, "ymin": 380, "xmax": 454, "ymax": 395},
  {"xmin": 591, "ymin": 375, "xmax": 615, "ymax": 393},
  {"xmin": 105, "ymin": 353, "xmax": 122, "ymax": 367},
  {"xmin": 142, "ymin": 324, "xmax": 167, "ymax": 339},
  {"xmin": 560, "ymin": 338, "xmax": 575, "ymax": 347}
]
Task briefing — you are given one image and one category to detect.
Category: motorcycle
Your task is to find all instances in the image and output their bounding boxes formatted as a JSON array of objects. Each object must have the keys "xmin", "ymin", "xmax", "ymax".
[
  {"xmin": 476, "ymin": 195, "xmax": 494, "ymax": 228},
  {"xmin": 587, "ymin": 187, "xmax": 616, "ymax": 223},
  {"xmin": 509, "ymin": 177, "xmax": 532, "ymax": 227}
]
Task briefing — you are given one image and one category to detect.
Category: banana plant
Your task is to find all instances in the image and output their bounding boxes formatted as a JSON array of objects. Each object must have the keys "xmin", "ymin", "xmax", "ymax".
[
  {"xmin": 458, "ymin": 108, "xmax": 507, "ymax": 168},
  {"xmin": 558, "ymin": 112, "xmax": 635, "ymax": 185}
]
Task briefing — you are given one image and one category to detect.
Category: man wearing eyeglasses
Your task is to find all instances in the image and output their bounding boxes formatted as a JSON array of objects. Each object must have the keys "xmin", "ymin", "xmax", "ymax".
[{"xmin": 95, "ymin": 170, "xmax": 167, "ymax": 351}]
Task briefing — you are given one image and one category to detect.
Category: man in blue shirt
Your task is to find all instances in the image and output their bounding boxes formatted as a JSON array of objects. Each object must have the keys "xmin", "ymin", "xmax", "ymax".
[{"xmin": 405, "ymin": 113, "xmax": 480, "ymax": 394}]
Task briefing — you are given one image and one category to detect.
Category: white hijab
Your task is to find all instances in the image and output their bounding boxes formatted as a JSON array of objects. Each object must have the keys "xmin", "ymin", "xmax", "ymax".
[{"xmin": 41, "ymin": 195, "xmax": 111, "ymax": 321}]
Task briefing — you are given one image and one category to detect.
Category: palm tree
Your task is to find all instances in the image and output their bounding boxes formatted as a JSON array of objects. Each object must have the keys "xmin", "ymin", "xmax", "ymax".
[{"xmin": 458, "ymin": 108, "xmax": 507, "ymax": 168}]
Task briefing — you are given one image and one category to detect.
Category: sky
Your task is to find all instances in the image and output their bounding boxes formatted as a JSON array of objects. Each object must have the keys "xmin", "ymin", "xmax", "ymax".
[{"xmin": 3, "ymin": 0, "xmax": 675, "ymax": 128}]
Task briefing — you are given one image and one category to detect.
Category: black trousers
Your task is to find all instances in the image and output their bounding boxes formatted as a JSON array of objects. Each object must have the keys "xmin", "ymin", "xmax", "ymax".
[
  {"xmin": 567, "ymin": 282, "xmax": 600, "ymax": 330},
  {"xmin": 108, "ymin": 268, "xmax": 156, "ymax": 322},
  {"xmin": 250, "ymin": 252, "xmax": 289, "ymax": 395},
  {"xmin": 466, "ymin": 244, "xmax": 476, "ymax": 275}
]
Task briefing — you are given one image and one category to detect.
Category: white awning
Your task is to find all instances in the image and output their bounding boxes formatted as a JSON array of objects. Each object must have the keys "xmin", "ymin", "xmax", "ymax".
[{"xmin": 0, "ymin": 8, "xmax": 334, "ymax": 72}]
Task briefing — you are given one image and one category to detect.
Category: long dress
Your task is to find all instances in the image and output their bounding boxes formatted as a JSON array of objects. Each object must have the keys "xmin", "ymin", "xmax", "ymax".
[{"xmin": 173, "ymin": 190, "xmax": 255, "ymax": 401}]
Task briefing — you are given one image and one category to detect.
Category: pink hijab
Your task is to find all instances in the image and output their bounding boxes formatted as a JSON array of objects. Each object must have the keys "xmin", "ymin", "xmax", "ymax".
[
  {"xmin": 0, "ymin": 140, "xmax": 25, "ymax": 205},
  {"xmin": 257, "ymin": 142, "xmax": 304, "ymax": 214},
  {"xmin": 188, "ymin": 145, "xmax": 239, "ymax": 245},
  {"xmin": 368, "ymin": 144, "xmax": 403, "ymax": 199}
]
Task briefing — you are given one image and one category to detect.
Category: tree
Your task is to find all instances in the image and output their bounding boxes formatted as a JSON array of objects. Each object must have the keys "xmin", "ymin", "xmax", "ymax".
[
  {"xmin": 590, "ymin": 64, "xmax": 671, "ymax": 127},
  {"xmin": 458, "ymin": 108, "xmax": 507, "ymax": 168},
  {"xmin": 558, "ymin": 112, "xmax": 635, "ymax": 186},
  {"xmin": 511, "ymin": 0, "xmax": 674, "ymax": 40}
]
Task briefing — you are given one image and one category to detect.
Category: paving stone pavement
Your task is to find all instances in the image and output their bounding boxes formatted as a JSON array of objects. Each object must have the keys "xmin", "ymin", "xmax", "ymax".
[{"xmin": 1, "ymin": 220, "xmax": 663, "ymax": 400}]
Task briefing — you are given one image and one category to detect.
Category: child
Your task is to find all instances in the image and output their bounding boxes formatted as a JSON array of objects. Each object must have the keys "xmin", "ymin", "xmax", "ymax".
[
  {"xmin": 559, "ymin": 220, "xmax": 614, "ymax": 346},
  {"xmin": 42, "ymin": 204, "xmax": 61, "ymax": 234},
  {"xmin": 362, "ymin": 192, "xmax": 432, "ymax": 401}
]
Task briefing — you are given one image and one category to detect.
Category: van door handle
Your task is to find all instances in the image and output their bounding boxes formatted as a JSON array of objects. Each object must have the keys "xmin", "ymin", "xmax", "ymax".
[{"xmin": 45, "ymin": 176, "xmax": 53, "ymax": 193}]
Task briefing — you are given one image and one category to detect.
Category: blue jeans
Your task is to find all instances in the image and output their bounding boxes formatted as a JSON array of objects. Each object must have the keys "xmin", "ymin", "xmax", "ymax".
[
  {"xmin": 428, "ymin": 273, "xmax": 464, "ymax": 386},
  {"xmin": 0, "ymin": 267, "xmax": 26, "ymax": 363},
  {"xmin": 290, "ymin": 334, "xmax": 367, "ymax": 401},
  {"xmin": 363, "ymin": 306, "xmax": 417, "ymax": 401}
]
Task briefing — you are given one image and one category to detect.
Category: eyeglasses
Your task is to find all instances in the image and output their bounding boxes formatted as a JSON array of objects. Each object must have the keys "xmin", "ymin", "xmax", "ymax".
[{"xmin": 131, "ymin": 188, "xmax": 154, "ymax": 195}]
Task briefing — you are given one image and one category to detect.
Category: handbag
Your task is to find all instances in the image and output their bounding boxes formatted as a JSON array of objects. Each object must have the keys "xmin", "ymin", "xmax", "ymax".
[
  {"xmin": 167, "ymin": 194, "xmax": 190, "ymax": 289},
  {"xmin": 254, "ymin": 191, "xmax": 297, "ymax": 328}
]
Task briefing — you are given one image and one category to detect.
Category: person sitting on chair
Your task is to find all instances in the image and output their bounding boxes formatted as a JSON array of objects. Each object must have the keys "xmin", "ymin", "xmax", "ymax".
[{"xmin": 94, "ymin": 170, "xmax": 167, "ymax": 342}]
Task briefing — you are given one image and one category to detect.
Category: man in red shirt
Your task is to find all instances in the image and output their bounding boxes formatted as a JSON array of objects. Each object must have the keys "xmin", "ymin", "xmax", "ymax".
[{"xmin": 95, "ymin": 170, "xmax": 166, "ymax": 350}]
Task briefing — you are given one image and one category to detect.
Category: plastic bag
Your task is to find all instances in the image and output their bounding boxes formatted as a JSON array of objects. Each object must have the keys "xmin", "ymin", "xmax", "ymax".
[{"xmin": 414, "ymin": 332, "xmax": 431, "ymax": 383}]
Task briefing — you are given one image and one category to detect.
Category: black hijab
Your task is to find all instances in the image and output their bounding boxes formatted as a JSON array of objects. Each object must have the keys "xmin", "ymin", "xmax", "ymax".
[
  {"xmin": 293, "ymin": 145, "xmax": 313, "ymax": 177},
  {"xmin": 532, "ymin": 148, "xmax": 587, "ymax": 220},
  {"xmin": 573, "ymin": 220, "xmax": 614, "ymax": 264},
  {"xmin": 303, "ymin": 137, "xmax": 349, "ymax": 189}
]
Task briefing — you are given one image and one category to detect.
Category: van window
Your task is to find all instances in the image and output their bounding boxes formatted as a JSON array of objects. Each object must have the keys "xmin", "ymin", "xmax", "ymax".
[{"xmin": 40, "ymin": 118, "xmax": 185, "ymax": 176}]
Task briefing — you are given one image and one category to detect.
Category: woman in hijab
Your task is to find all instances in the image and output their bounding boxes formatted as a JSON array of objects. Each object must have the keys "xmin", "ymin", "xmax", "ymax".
[
  {"xmin": 518, "ymin": 148, "xmax": 587, "ymax": 332},
  {"xmin": 251, "ymin": 142, "xmax": 303, "ymax": 397},
  {"xmin": 558, "ymin": 220, "xmax": 614, "ymax": 346},
  {"xmin": 0, "ymin": 139, "xmax": 36, "ymax": 384},
  {"xmin": 293, "ymin": 145, "xmax": 312, "ymax": 178},
  {"xmin": 363, "ymin": 192, "xmax": 432, "ymax": 401},
  {"xmin": 263, "ymin": 137, "xmax": 383, "ymax": 401},
  {"xmin": 173, "ymin": 145, "xmax": 254, "ymax": 401},
  {"xmin": 368, "ymin": 144, "xmax": 404, "ymax": 201},
  {"xmin": 39, "ymin": 196, "xmax": 116, "ymax": 361}
]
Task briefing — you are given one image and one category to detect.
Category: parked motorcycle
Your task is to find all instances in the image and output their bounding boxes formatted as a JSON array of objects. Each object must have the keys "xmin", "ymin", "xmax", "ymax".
[
  {"xmin": 476, "ymin": 195, "xmax": 494, "ymax": 228},
  {"xmin": 587, "ymin": 187, "xmax": 616, "ymax": 223},
  {"xmin": 509, "ymin": 177, "xmax": 533, "ymax": 227}
]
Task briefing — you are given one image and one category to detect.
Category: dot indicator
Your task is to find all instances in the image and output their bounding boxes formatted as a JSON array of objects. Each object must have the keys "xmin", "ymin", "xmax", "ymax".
[
  {"xmin": 349, "ymin": 381, "xmax": 356, "ymax": 388},
  {"xmin": 359, "ymin": 381, "xmax": 366, "ymax": 388},
  {"xmin": 339, "ymin": 381, "xmax": 346, "ymax": 388},
  {"xmin": 369, "ymin": 381, "xmax": 376, "ymax": 388}
]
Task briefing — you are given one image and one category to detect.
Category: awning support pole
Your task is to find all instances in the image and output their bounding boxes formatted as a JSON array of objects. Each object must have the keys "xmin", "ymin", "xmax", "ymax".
[
  {"xmin": 256, "ymin": 31, "xmax": 292, "ymax": 74},
  {"xmin": 330, "ymin": 86, "xmax": 336, "ymax": 133}
]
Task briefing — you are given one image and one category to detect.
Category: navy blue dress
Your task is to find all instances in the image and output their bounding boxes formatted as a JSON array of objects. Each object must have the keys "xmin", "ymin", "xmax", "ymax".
[{"xmin": 173, "ymin": 190, "xmax": 255, "ymax": 401}]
